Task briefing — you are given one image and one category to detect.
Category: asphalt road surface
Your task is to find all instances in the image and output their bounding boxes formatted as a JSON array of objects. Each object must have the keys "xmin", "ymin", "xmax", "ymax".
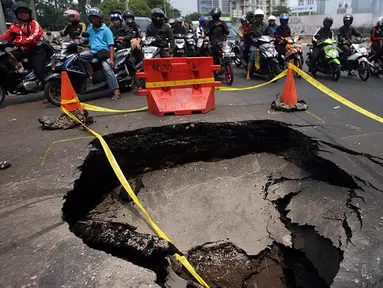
[{"xmin": 0, "ymin": 63, "xmax": 383, "ymax": 287}]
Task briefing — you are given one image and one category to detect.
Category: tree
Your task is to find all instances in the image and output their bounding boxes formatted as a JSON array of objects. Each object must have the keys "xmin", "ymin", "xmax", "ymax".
[
  {"xmin": 129, "ymin": 0, "xmax": 151, "ymax": 17},
  {"xmin": 184, "ymin": 12, "xmax": 202, "ymax": 23},
  {"xmin": 100, "ymin": 0, "xmax": 125, "ymax": 22},
  {"xmin": 147, "ymin": 0, "xmax": 180, "ymax": 18},
  {"xmin": 272, "ymin": 5, "xmax": 291, "ymax": 16}
]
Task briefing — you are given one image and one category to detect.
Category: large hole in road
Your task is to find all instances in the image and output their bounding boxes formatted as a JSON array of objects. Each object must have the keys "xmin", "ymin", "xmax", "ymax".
[{"xmin": 62, "ymin": 120, "xmax": 365, "ymax": 287}]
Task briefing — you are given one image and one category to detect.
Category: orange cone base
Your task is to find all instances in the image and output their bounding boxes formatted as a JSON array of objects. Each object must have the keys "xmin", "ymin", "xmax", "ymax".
[{"xmin": 146, "ymin": 87, "xmax": 215, "ymax": 117}]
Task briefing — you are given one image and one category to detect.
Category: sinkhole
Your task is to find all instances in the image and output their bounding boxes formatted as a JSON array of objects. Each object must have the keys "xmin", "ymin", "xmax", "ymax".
[{"xmin": 62, "ymin": 120, "xmax": 367, "ymax": 288}]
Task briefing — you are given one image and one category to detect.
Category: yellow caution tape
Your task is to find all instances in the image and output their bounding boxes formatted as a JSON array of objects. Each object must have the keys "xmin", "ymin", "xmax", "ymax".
[
  {"xmin": 289, "ymin": 63, "xmax": 383, "ymax": 124},
  {"xmin": 81, "ymin": 103, "xmax": 148, "ymax": 113},
  {"xmin": 61, "ymin": 107, "xmax": 210, "ymax": 288},
  {"xmin": 61, "ymin": 97, "xmax": 81, "ymax": 105},
  {"xmin": 215, "ymin": 69, "xmax": 288, "ymax": 91},
  {"xmin": 146, "ymin": 77, "xmax": 215, "ymax": 88}
]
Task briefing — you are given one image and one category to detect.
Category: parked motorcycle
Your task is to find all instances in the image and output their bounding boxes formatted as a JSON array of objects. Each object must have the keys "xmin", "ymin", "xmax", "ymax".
[
  {"xmin": 249, "ymin": 35, "xmax": 281, "ymax": 81},
  {"xmin": 44, "ymin": 33, "xmax": 136, "ymax": 106},
  {"xmin": 185, "ymin": 31, "xmax": 197, "ymax": 56},
  {"xmin": 283, "ymin": 35, "xmax": 304, "ymax": 73},
  {"xmin": 196, "ymin": 36, "xmax": 210, "ymax": 57},
  {"xmin": 339, "ymin": 38, "xmax": 371, "ymax": 81},
  {"xmin": 216, "ymin": 41, "xmax": 234, "ymax": 85},
  {"xmin": 306, "ymin": 38, "xmax": 341, "ymax": 81},
  {"xmin": 368, "ymin": 48, "xmax": 383, "ymax": 79},
  {"xmin": 0, "ymin": 37, "xmax": 55, "ymax": 106},
  {"xmin": 174, "ymin": 33, "xmax": 186, "ymax": 57},
  {"xmin": 228, "ymin": 40, "xmax": 241, "ymax": 67}
]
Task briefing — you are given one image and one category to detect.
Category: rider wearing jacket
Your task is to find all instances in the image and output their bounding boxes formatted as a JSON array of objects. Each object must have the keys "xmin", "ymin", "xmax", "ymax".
[
  {"xmin": 266, "ymin": 15, "xmax": 278, "ymax": 35},
  {"xmin": 309, "ymin": 17, "xmax": 334, "ymax": 75},
  {"xmin": 338, "ymin": 14, "xmax": 362, "ymax": 75},
  {"xmin": 173, "ymin": 17, "xmax": 187, "ymax": 35},
  {"xmin": 121, "ymin": 9, "xmax": 143, "ymax": 62},
  {"xmin": 61, "ymin": 9, "xmax": 86, "ymax": 40},
  {"xmin": 274, "ymin": 13, "xmax": 291, "ymax": 56},
  {"xmin": 371, "ymin": 17, "xmax": 383, "ymax": 57},
  {"xmin": 146, "ymin": 8, "xmax": 174, "ymax": 57},
  {"xmin": 206, "ymin": 7, "xmax": 229, "ymax": 64},
  {"xmin": 0, "ymin": 2, "xmax": 46, "ymax": 83},
  {"xmin": 109, "ymin": 10, "xmax": 125, "ymax": 38}
]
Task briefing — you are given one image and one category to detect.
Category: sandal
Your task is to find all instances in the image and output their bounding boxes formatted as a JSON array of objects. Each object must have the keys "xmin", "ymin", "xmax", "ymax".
[
  {"xmin": 0, "ymin": 161, "xmax": 11, "ymax": 170},
  {"xmin": 112, "ymin": 94, "xmax": 121, "ymax": 100}
]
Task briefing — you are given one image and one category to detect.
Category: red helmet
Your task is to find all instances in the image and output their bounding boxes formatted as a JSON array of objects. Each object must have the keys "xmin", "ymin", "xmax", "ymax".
[{"xmin": 64, "ymin": 9, "xmax": 80, "ymax": 22}]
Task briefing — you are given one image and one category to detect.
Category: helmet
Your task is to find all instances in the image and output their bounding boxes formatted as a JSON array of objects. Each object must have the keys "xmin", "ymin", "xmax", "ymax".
[
  {"xmin": 323, "ymin": 17, "xmax": 333, "ymax": 28},
  {"xmin": 343, "ymin": 14, "xmax": 353, "ymax": 25},
  {"xmin": 176, "ymin": 17, "xmax": 183, "ymax": 23},
  {"xmin": 64, "ymin": 9, "xmax": 80, "ymax": 22},
  {"xmin": 280, "ymin": 13, "xmax": 289, "ymax": 25},
  {"xmin": 199, "ymin": 16, "xmax": 207, "ymax": 25},
  {"xmin": 210, "ymin": 7, "xmax": 222, "ymax": 21},
  {"xmin": 151, "ymin": 8, "xmax": 165, "ymax": 26},
  {"xmin": 123, "ymin": 9, "xmax": 135, "ymax": 23},
  {"xmin": 255, "ymin": 9, "xmax": 264, "ymax": 16},
  {"xmin": 377, "ymin": 16, "xmax": 383, "ymax": 26},
  {"xmin": 87, "ymin": 7, "xmax": 104, "ymax": 22},
  {"xmin": 11, "ymin": 2, "xmax": 32, "ymax": 17},
  {"xmin": 110, "ymin": 11, "xmax": 122, "ymax": 21},
  {"xmin": 268, "ymin": 15, "xmax": 276, "ymax": 21},
  {"xmin": 169, "ymin": 18, "xmax": 175, "ymax": 25},
  {"xmin": 246, "ymin": 11, "xmax": 255, "ymax": 21}
]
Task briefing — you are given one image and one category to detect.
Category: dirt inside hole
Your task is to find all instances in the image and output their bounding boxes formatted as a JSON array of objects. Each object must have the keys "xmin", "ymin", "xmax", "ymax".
[{"xmin": 62, "ymin": 120, "xmax": 361, "ymax": 287}]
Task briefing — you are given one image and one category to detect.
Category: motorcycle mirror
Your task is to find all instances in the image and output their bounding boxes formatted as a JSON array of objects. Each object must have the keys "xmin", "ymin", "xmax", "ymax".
[{"xmin": 82, "ymin": 32, "xmax": 90, "ymax": 38}]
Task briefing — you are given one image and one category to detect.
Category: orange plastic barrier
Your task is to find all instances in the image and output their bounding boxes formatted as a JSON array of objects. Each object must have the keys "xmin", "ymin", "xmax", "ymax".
[{"xmin": 137, "ymin": 57, "xmax": 221, "ymax": 116}]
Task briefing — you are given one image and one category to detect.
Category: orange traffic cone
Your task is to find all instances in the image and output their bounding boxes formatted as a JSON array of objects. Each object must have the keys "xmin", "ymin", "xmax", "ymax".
[
  {"xmin": 281, "ymin": 67, "xmax": 298, "ymax": 106},
  {"xmin": 60, "ymin": 71, "xmax": 83, "ymax": 113}
]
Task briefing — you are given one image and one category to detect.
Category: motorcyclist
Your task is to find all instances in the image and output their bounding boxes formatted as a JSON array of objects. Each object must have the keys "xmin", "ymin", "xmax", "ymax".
[
  {"xmin": 121, "ymin": 9, "xmax": 143, "ymax": 62},
  {"xmin": 266, "ymin": 15, "xmax": 278, "ymax": 35},
  {"xmin": 196, "ymin": 16, "xmax": 208, "ymax": 56},
  {"xmin": 246, "ymin": 9, "xmax": 268, "ymax": 80},
  {"xmin": 146, "ymin": 8, "xmax": 174, "ymax": 57},
  {"xmin": 80, "ymin": 7, "xmax": 121, "ymax": 100},
  {"xmin": 371, "ymin": 17, "xmax": 383, "ymax": 57},
  {"xmin": 237, "ymin": 15, "xmax": 250, "ymax": 61},
  {"xmin": 173, "ymin": 17, "xmax": 187, "ymax": 35},
  {"xmin": 274, "ymin": 13, "xmax": 291, "ymax": 56},
  {"xmin": 61, "ymin": 9, "xmax": 86, "ymax": 41},
  {"xmin": 109, "ymin": 9, "xmax": 124, "ymax": 39},
  {"xmin": 169, "ymin": 18, "xmax": 176, "ymax": 30},
  {"xmin": 338, "ymin": 14, "xmax": 362, "ymax": 75},
  {"xmin": 0, "ymin": 2, "xmax": 46, "ymax": 83},
  {"xmin": 206, "ymin": 7, "xmax": 229, "ymax": 65},
  {"xmin": 308, "ymin": 17, "xmax": 334, "ymax": 76}
]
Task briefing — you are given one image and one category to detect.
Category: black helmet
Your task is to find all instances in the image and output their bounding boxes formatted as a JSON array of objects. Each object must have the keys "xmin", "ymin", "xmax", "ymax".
[
  {"xmin": 343, "ymin": 14, "xmax": 353, "ymax": 25},
  {"xmin": 87, "ymin": 7, "xmax": 104, "ymax": 22},
  {"xmin": 210, "ymin": 7, "xmax": 221, "ymax": 21},
  {"xmin": 323, "ymin": 17, "xmax": 333, "ymax": 28},
  {"xmin": 110, "ymin": 9, "xmax": 122, "ymax": 21},
  {"xmin": 151, "ymin": 8, "xmax": 165, "ymax": 26},
  {"xmin": 123, "ymin": 9, "xmax": 135, "ymax": 23},
  {"xmin": 246, "ymin": 11, "xmax": 255, "ymax": 22},
  {"xmin": 12, "ymin": 2, "xmax": 32, "ymax": 17}
]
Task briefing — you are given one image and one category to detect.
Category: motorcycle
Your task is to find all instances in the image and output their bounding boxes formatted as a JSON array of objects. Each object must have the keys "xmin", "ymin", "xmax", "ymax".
[
  {"xmin": 230, "ymin": 40, "xmax": 242, "ymax": 67},
  {"xmin": 185, "ymin": 31, "xmax": 197, "ymax": 56},
  {"xmin": 174, "ymin": 33, "xmax": 186, "ymax": 57},
  {"xmin": 216, "ymin": 41, "xmax": 234, "ymax": 85},
  {"xmin": 44, "ymin": 33, "xmax": 136, "ymax": 106},
  {"xmin": 339, "ymin": 38, "xmax": 371, "ymax": 81},
  {"xmin": 0, "ymin": 37, "xmax": 55, "ymax": 106},
  {"xmin": 249, "ymin": 35, "xmax": 281, "ymax": 81},
  {"xmin": 283, "ymin": 35, "xmax": 304, "ymax": 73},
  {"xmin": 306, "ymin": 38, "xmax": 341, "ymax": 81},
  {"xmin": 196, "ymin": 36, "xmax": 210, "ymax": 57},
  {"xmin": 368, "ymin": 47, "xmax": 383, "ymax": 79}
]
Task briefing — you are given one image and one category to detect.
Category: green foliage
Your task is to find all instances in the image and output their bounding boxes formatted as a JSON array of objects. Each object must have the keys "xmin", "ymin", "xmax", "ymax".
[
  {"xmin": 129, "ymin": 0, "xmax": 151, "ymax": 18},
  {"xmin": 146, "ymin": 0, "xmax": 180, "ymax": 18},
  {"xmin": 273, "ymin": 5, "xmax": 291, "ymax": 16},
  {"xmin": 100, "ymin": 0, "xmax": 125, "ymax": 23},
  {"xmin": 184, "ymin": 12, "xmax": 202, "ymax": 22}
]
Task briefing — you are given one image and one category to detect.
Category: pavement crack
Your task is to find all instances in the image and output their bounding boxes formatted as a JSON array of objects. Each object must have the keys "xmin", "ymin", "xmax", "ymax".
[
  {"xmin": 342, "ymin": 212, "xmax": 354, "ymax": 246},
  {"xmin": 346, "ymin": 189, "xmax": 364, "ymax": 228}
]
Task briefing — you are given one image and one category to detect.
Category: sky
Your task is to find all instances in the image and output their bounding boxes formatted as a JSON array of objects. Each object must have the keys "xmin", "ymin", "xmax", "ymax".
[{"xmin": 170, "ymin": 0, "xmax": 198, "ymax": 16}]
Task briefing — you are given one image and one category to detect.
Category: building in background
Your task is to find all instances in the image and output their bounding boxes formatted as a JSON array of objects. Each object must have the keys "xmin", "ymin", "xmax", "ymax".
[
  {"xmin": 288, "ymin": 0, "xmax": 317, "ymax": 14},
  {"xmin": 197, "ymin": 0, "xmax": 232, "ymax": 14},
  {"xmin": 351, "ymin": 0, "xmax": 373, "ymax": 13}
]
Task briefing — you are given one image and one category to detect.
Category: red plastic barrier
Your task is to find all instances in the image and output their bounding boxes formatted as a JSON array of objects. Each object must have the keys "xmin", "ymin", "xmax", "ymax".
[{"xmin": 137, "ymin": 57, "xmax": 221, "ymax": 116}]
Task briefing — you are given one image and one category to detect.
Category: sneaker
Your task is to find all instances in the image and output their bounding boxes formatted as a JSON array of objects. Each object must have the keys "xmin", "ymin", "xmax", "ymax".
[{"xmin": 112, "ymin": 94, "xmax": 121, "ymax": 100}]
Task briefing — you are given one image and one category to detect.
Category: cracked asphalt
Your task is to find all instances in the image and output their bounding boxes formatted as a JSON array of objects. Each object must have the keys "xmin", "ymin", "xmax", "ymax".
[{"xmin": 1, "ymin": 65, "xmax": 383, "ymax": 287}]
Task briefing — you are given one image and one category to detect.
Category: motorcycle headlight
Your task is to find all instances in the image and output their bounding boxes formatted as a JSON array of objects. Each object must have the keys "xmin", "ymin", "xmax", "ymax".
[
  {"xmin": 222, "ymin": 45, "xmax": 231, "ymax": 53},
  {"xmin": 360, "ymin": 47, "xmax": 368, "ymax": 56}
]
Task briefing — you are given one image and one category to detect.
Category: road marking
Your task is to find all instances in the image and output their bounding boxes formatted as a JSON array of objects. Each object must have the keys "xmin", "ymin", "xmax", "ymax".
[
  {"xmin": 305, "ymin": 110, "xmax": 325, "ymax": 123},
  {"xmin": 40, "ymin": 136, "xmax": 94, "ymax": 166},
  {"xmin": 340, "ymin": 131, "xmax": 383, "ymax": 140}
]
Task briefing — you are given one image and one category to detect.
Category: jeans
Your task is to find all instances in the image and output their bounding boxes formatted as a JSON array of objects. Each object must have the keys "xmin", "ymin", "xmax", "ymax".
[
  {"xmin": 78, "ymin": 50, "xmax": 119, "ymax": 90},
  {"xmin": 339, "ymin": 44, "xmax": 351, "ymax": 64},
  {"xmin": 309, "ymin": 46, "xmax": 322, "ymax": 73},
  {"xmin": 11, "ymin": 48, "xmax": 47, "ymax": 83},
  {"xmin": 372, "ymin": 43, "xmax": 383, "ymax": 57}
]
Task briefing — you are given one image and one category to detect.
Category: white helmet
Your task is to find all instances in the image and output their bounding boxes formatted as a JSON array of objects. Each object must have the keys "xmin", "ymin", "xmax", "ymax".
[
  {"xmin": 268, "ymin": 15, "xmax": 276, "ymax": 21},
  {"xmin": 255, "ymin": 9, "xmax": 265, "ymax": 16},
  {"xmin": 377, "ymin": 16, "xmax": 383, "ymax": 26}
]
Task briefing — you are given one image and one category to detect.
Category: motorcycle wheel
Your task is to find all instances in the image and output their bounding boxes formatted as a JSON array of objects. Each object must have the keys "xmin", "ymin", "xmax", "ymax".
[
  {"xmin": 44, "ymin": 79, "xmax": 61, "ymax": 106},
  {"xmin": 0, "ymin": 86, "xmax": 5, "ymax": 106},
  {"xmin": 330, "ymin": 63, "xmax": 341, "ymax": 82},
  {"xmin": 358, "ymin": 61, "xmax": 370, "ymax": 81},
  {"xmin": 121, "ymin": 70, "xmax": 137, "ymax": 92},
  {"xmin": 225, "ymin": 62, "xmax": 234, "ymax": 85},
  {"xmin": 136, "ymin": 68, "xmax": 146, "ymax": 90},
  {"xmin": 268, "ymin": 61, "xmax": 281, "ymax": 81}
]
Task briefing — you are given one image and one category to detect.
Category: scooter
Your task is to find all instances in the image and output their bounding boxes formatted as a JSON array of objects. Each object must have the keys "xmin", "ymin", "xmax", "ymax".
[
  {"xmin": 196, "ymin": 36, "xmax": 210, "ymax": 57},
  {"xmin": 174, "ymin": 33, "xmax": 187, "ymax": 57},
  {"xmin": 216, "ymin": 41, "xmax": 234, "ymax": 85},
  {"xmin": 339, "ymin": 38, "xmax": 371, "ymax": 81},
  {"xmin": 368, "ymin": 45, "xmax": 383, "ymax": 79},
  {"xmin": 230, "ymin": 40, "xmax": 241, "ymax": 67},
  {"xmin": 0, "ymin": 36, "xmax": 55, "ymax": 106},
  {"xmin": 283, "ymin": 35, "xmax": 304, "ymax": 73},
  {"xmin": 185, "ymin": 31, "xmax": 197, "ymax": 56},
  {"xmin": 248, "ymin": 35, "xmax": 281, "ymax": 81},
  {"xmin": 44, "ymin": 33, "xmax": 136, "ymax": 106},
  {"xmin": 306, "ymin": 38, "xmax": 341, "ymax": 81}
]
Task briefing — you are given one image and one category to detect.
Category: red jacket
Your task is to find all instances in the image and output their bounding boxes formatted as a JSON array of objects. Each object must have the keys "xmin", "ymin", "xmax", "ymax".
[
  {"xmin": 0, "ymin": 20, "xmax": 43, "ymax": 50},
  {"xmin": 371, "ymin": 26, "xmax": 383, "ymax": 45}
]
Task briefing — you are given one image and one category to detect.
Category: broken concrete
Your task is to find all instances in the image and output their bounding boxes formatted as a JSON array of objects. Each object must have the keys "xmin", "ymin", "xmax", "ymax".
[{"xmin": 62, "ymin": 120, "xmax": 383, "ymax": 287}]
